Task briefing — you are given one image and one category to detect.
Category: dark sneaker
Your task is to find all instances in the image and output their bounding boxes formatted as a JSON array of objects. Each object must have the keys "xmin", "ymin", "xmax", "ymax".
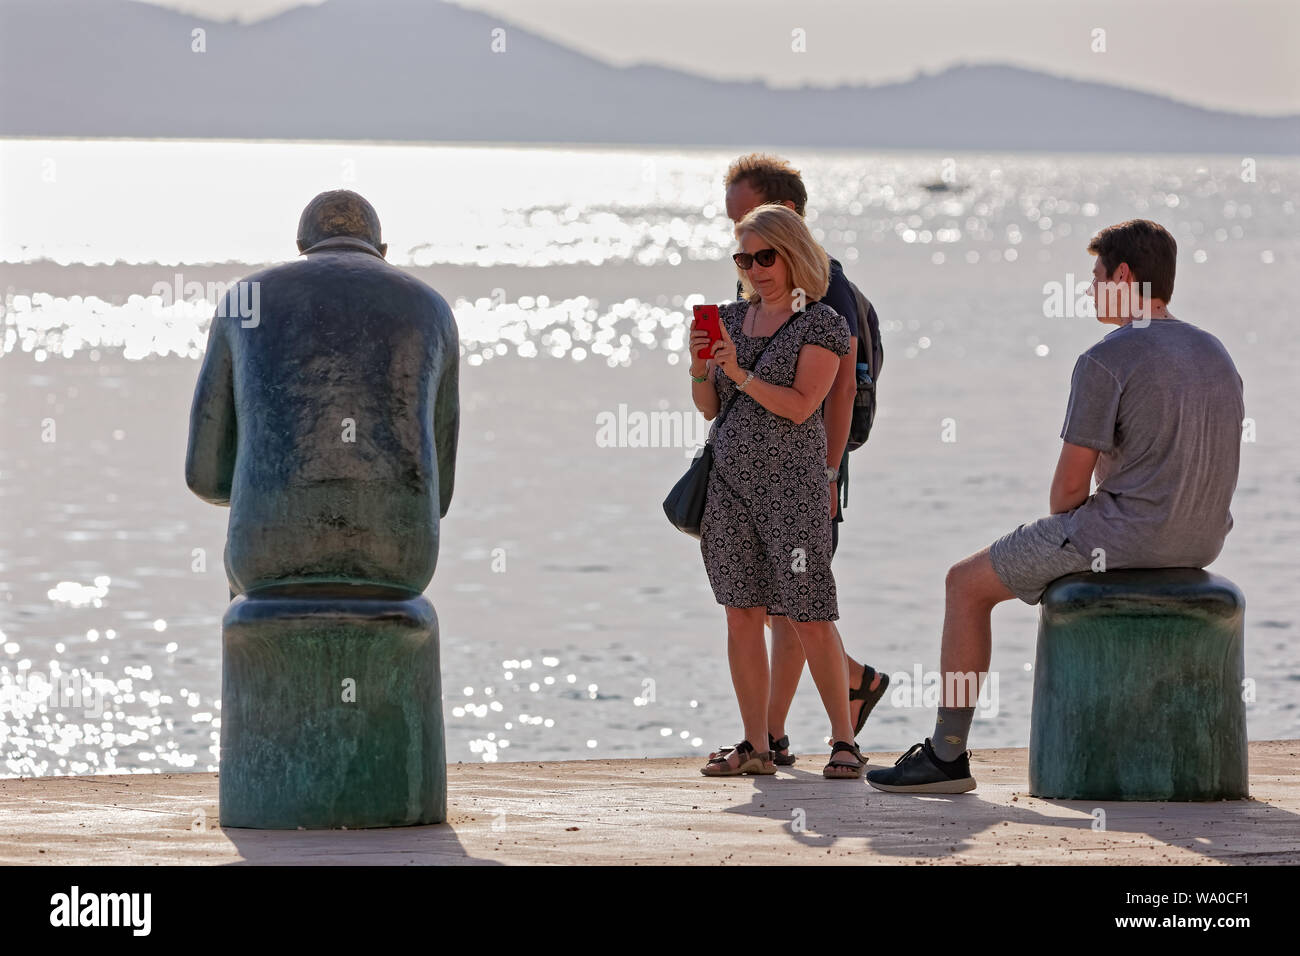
[{"xmin": 865, "ymin": 738, "xmax": 976, "ymax": 794}]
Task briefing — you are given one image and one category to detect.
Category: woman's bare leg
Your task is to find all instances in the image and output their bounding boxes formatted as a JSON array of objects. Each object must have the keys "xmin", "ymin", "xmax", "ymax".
[
  {"xmin": 768, "ymin": 619, "xmax": 881, "ymax": 750},
  {"xmin": 788, "ymin": 619, "xmax": 854, "ymax": 745},
  {"xmin": 766, "ymin": 615, "xmax": 804, "ymax": 753},
  {"xmin": 718, "ymin": 605, "xmax": 771, "ymax": 769}
]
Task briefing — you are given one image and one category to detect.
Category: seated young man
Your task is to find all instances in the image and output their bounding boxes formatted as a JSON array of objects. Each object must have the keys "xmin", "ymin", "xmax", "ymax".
[{"xmin": 867, "ymin": 218, "xmax": 1246, "ymax": 793}]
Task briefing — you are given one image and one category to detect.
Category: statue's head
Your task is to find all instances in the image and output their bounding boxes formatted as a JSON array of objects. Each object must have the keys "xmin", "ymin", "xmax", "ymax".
[{"xmin": 296, "ymin": 190, "xmax": 388, "ymax": 258}]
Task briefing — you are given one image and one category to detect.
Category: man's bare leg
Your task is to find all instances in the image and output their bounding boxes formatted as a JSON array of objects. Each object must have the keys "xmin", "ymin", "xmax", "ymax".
[
  {"xmin": 932, "ymin": 546, "xmax": 1016, "ymax": 759},
  {"xmin": 865, "ymin": 546, "xmax": 1013, "ymax": 793},
  {"xmin": 939, "ymin": 547, "xmax": 1016, "ymax": 697}
]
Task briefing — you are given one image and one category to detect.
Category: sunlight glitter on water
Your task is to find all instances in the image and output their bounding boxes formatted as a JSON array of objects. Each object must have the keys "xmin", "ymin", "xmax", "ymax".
[
  {"xmin": 0, "ymin": 140, "xmax": 738, "ymax": 267},
  {"xmin": 0, "ymin": 290, "xmax": 717, "ymax": 366},
  {"xmin": 2, "ymin": 598, "xmax": 715, "ymax": 771},
  {"xmin": 0, "ymin": 280, "xmax": 976, "ymax": 367},
  {"xmin": 5, "ymin": 140, "xmax": 1292, "ymax": 268},
  {"xmin": 0, "ymin": 656, "xmax": 219, "ymax": 777},
  {"xmin": 0, "ymin": 570, "xmax": 220, "ymax": 776}
]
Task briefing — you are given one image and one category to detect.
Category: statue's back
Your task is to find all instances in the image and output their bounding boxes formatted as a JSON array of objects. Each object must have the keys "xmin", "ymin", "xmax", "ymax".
[{"xmin": 188, "ymin": 247, "xmax": 459, "ymax": 595}]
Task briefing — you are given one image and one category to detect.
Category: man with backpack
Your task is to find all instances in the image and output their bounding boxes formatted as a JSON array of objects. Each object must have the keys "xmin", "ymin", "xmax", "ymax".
[{"xmin": 709, "ymin": 153, "xmax": 889, "ymax": 767}]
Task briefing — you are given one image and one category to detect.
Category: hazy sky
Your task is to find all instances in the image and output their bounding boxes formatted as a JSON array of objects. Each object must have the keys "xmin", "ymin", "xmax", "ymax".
[{"xmin": 131, "ymin": 0, "xmax": 1300, "ymax": 115}]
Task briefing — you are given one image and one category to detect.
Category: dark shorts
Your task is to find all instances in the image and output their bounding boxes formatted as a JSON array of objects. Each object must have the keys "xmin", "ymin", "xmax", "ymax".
[{"xmin": 989, "ymin": 513, "xmax": 1093, "ymax": 605}]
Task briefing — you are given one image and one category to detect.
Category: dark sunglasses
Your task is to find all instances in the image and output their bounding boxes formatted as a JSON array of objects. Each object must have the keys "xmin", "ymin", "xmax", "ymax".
[{"xmin": 732, "ymin": 248, "xmax": 779, "ymax": 270}]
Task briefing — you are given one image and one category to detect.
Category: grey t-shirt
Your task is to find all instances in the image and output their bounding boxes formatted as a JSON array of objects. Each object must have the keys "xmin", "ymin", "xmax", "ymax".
[{"xmin": 1060, "ymin": 317, "xmax": 1244, "ymax": 568}]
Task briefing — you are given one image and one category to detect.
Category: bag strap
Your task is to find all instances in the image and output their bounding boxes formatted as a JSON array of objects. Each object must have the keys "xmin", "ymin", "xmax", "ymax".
[
  {"xmin": 711, "ymin": 312, "xmax": 797, "ymax": 433},
  {"xmin": 848, "ymin": 279, "xmax": 882, "ymax": 382}
]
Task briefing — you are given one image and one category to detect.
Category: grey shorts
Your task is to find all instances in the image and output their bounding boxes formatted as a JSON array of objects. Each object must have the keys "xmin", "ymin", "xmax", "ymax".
[{"xmin": 989, "ymin": 513, "xmax": 1092, "ymax": 605}]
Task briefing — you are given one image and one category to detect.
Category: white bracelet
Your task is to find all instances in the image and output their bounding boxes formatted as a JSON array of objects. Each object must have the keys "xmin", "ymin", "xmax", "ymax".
[{"xmin": 736, "ymin": 371, "xmax": 756, "ymax": 391}]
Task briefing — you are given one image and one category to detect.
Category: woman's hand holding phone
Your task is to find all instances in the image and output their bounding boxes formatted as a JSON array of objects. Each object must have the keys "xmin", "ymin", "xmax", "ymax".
[
  {"xmin": 688, "ymin": 325, "xmax": 712, "ymax": 376},
  {"xmin": 710, "ymin": 317, "xmax": 741, "ymax": 383},
  {"xmin": 689, "ymin": 304, "xmax": 722, "ymax": 378}
]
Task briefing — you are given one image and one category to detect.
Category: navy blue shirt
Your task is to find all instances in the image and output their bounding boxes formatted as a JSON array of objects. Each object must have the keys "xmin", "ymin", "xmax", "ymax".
[{"xmin": 818, "ymin": 258, "xmax": 861, "ymax": 342}]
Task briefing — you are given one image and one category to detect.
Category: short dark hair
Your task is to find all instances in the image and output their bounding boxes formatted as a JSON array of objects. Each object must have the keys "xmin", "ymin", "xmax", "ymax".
[
  {"xmin": 724, "ymin": 153, "xmax": 808, "ymax": 217},
  {"xmin": 1086, "ymin": 219, "xmax": 1177, "ymax": 303}
]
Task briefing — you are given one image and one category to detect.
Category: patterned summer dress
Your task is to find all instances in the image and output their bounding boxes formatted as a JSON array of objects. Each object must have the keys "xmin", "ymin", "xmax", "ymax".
[{"xmin": 698, "ymin": 299, "xmax": 852, "ymax": 621}]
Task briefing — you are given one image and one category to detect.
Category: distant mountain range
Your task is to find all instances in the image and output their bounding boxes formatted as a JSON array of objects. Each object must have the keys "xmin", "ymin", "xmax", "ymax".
[{"xmin": 1, "ymin": 0, "xmax": 1296, "ymax": 152}]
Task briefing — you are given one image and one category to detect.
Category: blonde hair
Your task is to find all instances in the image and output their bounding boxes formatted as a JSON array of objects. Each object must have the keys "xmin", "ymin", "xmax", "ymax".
[{"xmin": 734, "ymin": 203, "xmax": 830, "ymax": 305}]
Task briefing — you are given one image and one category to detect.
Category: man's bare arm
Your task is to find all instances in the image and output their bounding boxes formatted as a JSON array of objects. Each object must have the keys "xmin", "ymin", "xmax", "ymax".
[
  {"xmin": 1050, "ymin": 441, "xmax": 1100, "ymax": 514},
  {"xmin": 823, "ymin": 334, "xmax": 857, "ymax": 469}
]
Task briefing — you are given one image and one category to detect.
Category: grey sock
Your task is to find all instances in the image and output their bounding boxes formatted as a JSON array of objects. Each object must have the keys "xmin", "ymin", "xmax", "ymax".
[{"xmin": 931, "ymin": 707, "xmax": 975, "ymax": 762}]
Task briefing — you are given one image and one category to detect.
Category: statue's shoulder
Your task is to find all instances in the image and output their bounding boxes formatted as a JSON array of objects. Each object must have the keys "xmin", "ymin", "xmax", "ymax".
[
  {"xmin": 380, "ymin": 266, "xmax": 454, "ymax": 320},
  {"xmin": 225, "ymin": 256, "xmax": 455, "ymax": 337},
  {"xmin": 361, "ymin": 263, "xmax": 448, "ymax": 315},
  {"xmin": 235, "ymin": 258, "xmax": 309, "ymax": 288}
]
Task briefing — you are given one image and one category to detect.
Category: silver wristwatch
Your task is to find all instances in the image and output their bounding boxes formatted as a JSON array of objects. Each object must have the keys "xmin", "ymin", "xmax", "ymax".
[
  {"xmin": 736, "ymin": 371, "xmax": 756, "ymax": 391},
  {"xmin": 825, "ymin": 466, "xmax": 839, "ymax": 482}
]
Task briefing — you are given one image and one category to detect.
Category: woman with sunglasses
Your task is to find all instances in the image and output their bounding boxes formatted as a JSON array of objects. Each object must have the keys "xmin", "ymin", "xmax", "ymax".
[{"xmin": 690, "ymin": 203, "xmax": 865, "ymax": 779}]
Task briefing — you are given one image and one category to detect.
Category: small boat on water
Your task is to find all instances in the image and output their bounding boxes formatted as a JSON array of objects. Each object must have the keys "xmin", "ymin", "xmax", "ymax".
[{"xmin": 920, "ymin": 179, "xmax": 969, "ymax": 193}]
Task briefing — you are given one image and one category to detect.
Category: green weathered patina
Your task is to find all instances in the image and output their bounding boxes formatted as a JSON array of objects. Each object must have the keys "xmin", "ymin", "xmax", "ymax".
[
  {"xmin": 220, "ymin": 584, "xmax": 445, "ymax": 828},
  {"xmin": 1029, "ymin": 568, "xmax": 1248, "ymax": 801},
  {"xmin": 186, "ymin": 191, "xmax": 459, "ymax": 829}
]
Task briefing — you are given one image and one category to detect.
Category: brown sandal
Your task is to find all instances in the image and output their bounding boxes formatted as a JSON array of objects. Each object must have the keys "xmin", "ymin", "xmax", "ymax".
[
  {"xmin": 709, "ymin": 733, "xmax": 795, "ymax": 766},
  {"xmin": 701, "ymin": 739, "xmax": 776, "ymax": 776}
]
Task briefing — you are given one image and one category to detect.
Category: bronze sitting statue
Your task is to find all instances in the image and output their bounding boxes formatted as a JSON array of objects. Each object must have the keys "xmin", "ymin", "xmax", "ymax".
[
  {"xmin": 186, "ymin": 189, "xmax": 459, "ymax": 596},
  {"xmin": 185, "ymin": 190, "xmax": 459, "ymax": 829}
]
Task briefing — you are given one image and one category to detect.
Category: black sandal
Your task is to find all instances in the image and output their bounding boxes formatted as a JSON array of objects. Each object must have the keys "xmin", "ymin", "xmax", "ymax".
[
  {"xmin": 850, "ymin": 665, "xmax": 890, "ymax": 737},
  {"xmin": 823, "ymin": 740, "xmax": 867, "ymax": 779},
  {"xmin": 769, "ymin": 733, "xmax": 796, "ymax": 766}
]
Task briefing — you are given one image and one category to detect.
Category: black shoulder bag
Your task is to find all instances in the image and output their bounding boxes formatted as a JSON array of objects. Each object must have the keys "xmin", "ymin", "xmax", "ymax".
[{"xmin": 663, "ymin": 318, "xmax": 792, "ymax": 538}]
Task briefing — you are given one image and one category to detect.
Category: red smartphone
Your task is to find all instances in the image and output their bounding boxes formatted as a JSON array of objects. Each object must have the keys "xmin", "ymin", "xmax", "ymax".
[{"xmin": 693, "ymin": 304, "xmax": 722, "ymax": 360}]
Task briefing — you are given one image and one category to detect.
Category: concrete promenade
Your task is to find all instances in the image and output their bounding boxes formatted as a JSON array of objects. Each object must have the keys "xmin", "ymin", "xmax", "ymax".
[{"xmin": 2, "ymin": 740, "xmax": 1296, "ymax": 865}]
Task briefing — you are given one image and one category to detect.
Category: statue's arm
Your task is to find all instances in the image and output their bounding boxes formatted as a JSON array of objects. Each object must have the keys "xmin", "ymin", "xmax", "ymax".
[
  {"xmin": 185, "ymin": 315, "xmax": 236, "ymax": 505},
  {"xmin": 434, "ymin": 320, "xmax": 460, "ymax": 519}
]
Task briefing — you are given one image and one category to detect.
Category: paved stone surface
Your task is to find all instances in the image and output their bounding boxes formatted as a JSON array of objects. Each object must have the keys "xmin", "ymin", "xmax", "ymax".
[{"xmin": 2, "ymin": 741, "xmax": 1296, "ymax": 865}]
